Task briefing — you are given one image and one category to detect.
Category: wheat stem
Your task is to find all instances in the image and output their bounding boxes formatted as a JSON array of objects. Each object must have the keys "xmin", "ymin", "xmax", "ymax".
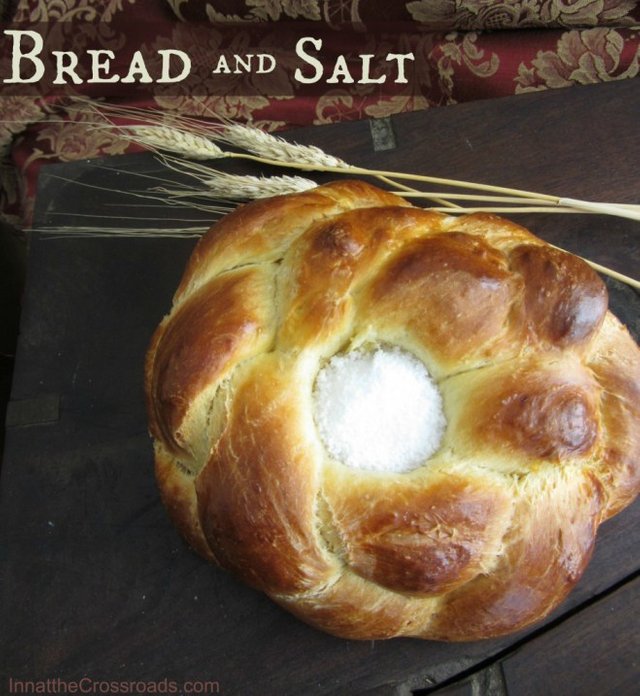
[
  {"xmin": 426, "ymin": 206, "xmax": 597, "ymax": 214},
  {"xmin": 226, "ymin": 153, "xmax": 640, "ymax": 222},
  {"xmin": 378, "ymin": 176, "xmax": 462, "ymax": 208},
  {"xmin": 79, "ymin": 100, "xmax": 640, "ymax": 222},
  {"xmin": 396, "ymin": 193, "xmax": 559, "ymax": 205},
  {"xmin": 558, "ymin": 198, "xmax": 640, "ymax": 221},
  {"xmin": 34, "ymin": 225, "xmax": 209, "ymax": 239},
  {"xmin": 68, "ymin": 104, "xmax": 639, "ymax": 287},
  {"xmin": 226, "ymin": 153, "xmax": 558, "ymax": 201},
  {"xmin": 116, "ymin": 116, "xmax": 639, "ymax": 221}
]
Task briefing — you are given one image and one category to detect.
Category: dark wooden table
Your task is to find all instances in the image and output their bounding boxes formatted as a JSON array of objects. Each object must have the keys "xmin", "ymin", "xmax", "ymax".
[{"xmin": 1, "ymin": 79, "xmax": 639, "ymax": 695}]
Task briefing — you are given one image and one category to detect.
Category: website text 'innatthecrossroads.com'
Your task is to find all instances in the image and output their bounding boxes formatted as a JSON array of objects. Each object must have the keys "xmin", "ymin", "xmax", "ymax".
[{"xmin": 7, "ymin": 677, "xmax": 220, "ymax": 694}]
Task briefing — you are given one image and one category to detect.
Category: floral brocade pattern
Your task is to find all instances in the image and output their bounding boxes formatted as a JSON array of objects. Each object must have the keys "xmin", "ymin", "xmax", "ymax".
[
  {"xmin": 406, "ymin": 0, "xmax": 640, "ymax": 30},
  {"xmin": 13, "ymin": 0, "xmax": 138, "ymax": 22},
  {"xmin": 516, "ymin": 27, "xmax": 640, "ymax": 90},
  {"xmin": 167, "ymin": 0, "xmax": 640, "ymax": 28},
  {"xmin": 1, "ymin": 0, "xmax": 640, "ymax": 225}
]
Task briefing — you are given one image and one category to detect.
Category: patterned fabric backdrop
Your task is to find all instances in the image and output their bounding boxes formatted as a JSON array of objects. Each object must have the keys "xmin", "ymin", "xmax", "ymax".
[
  {"xmin": 1, "ymin": 0, "xmax": 639, "ymax": 226},
  {"xmin": 166, "ymin": 0, "xmax": 640, "ymax": 28}
]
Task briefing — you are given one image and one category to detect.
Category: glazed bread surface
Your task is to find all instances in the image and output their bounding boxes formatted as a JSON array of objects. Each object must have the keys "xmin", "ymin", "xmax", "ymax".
[{"xmin": 145, "ymin": 180, "xmax": 640, "ymax": 641}]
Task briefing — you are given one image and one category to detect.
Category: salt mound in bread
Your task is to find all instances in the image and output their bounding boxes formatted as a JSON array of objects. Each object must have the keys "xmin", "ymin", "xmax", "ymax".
[{"xmin": 145, "ymin": 180, "xmax": 640, "ymax": 641}]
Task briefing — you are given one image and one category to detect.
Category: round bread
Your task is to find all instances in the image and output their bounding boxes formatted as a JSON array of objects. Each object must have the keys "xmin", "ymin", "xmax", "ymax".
[{"xmin": 145, "ymin": 180, "xmax": 640, "ymax": 641}]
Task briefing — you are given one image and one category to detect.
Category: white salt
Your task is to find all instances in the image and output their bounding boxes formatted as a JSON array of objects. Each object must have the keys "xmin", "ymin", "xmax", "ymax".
[{"xmin": 313, "ymin": 347, "xmax": 446, "ymax": 473}]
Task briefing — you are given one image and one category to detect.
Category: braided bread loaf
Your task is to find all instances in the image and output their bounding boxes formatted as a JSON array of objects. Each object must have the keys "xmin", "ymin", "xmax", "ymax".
[{"xmin": 145, "ymin": 180, "xmax": 640, "ymax": 641}]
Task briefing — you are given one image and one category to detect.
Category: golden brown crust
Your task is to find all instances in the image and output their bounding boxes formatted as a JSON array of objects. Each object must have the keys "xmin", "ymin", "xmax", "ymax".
[
  {"xmin": 278, "ymin": 207, "xmax": 435, "ymax": 351},
  {"xmin": 324, "ymin": 467, "xmax": 513, "ymax": 596},
  {"xmin": 274, "ymin": 572, "xmax": 440, "ymax": 640},
  {"xmin": 195, "ymin": 355, "xmax": 338, "ymax": 595},
  {"xmin": 147, "ymin": 267, "xmax": 275, "ymax": 455},
  {"xmin": 510, "ymin": 244, "xmax": 608, "ymax": 350},
  {"xmin": 145, "ymin": 180, "xmax": 640, "ymax": 641},
  {"xmin": 175, "ymin": 180, "xmax": 408, "ymax": 301},
  {"xmin": 365, "ymin": 232, "xmax": 520, "ymax": 372},
  {"xmin": 427, "ymin": 470, "xmax": 602, "ymax": 641},
  {"xmin": 587, "ymin": 313, "xmax": 640, "ymax": 518},
  {"xmin": 446, "ymin": 357, "xmax": 601, "ymax": 462}
]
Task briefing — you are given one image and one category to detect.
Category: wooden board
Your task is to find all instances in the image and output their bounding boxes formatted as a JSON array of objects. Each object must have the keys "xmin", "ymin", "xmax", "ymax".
[{"xmin": 1, "ymin": 79, "xmax": 639, "ymax": 695}]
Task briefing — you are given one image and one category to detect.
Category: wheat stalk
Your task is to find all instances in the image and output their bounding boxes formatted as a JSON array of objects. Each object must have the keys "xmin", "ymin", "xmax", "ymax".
[
  {"xmin": 429, "ymin": 206, "xmax": 593, "ymax": 214},
  {"xmin": 146, "ymin": 152, "xmax": 318, "ymax": 202},
  {"xmin": 36, "ymin": 225, "xmax": 209, "ymax": 238},
  {"xmin": 558, "ymin": 198, "xmax": 640, "ymax": 221},
  {"xmin": 121, "ymin": 125, "xmax": 225, "ymax": 160},
  {"xmin": 219, "ymin": 123, "xmax": 347, "ymax": 168},
  {"xmin": 114, "ymin": 111, "xmax": 640, "ymax": 222},
  {"xmin": 156, "ymin": 171, "xmax": 318, "ymax": 201},
  {"xmin": 228, "ymin": 153, "xmax": 640, "ymax": 222},
  {"xmin": 64, "ymin": 101, "xmax": 639, "ymax": 289}
]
